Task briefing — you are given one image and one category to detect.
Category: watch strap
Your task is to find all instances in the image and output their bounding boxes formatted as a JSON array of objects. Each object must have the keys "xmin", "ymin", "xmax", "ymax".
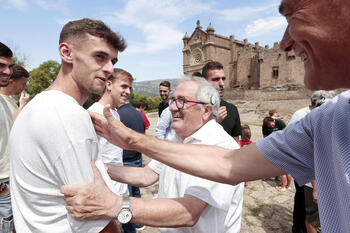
[{"xmin": 121, "ymin": 195, "xmax": 130, "ymax": 209}]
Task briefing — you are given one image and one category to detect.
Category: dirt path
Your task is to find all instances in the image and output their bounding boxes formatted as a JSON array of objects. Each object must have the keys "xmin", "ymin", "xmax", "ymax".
[{"xmin": 138, "ymin": 98, "xmax": 309, "ymax": 232}]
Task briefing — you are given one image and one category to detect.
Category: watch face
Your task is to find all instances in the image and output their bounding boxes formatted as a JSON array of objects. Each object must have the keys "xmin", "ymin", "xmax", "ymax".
[{"xmin": 117, "ymin": 208, "xmax": 132, "ymax": 224}]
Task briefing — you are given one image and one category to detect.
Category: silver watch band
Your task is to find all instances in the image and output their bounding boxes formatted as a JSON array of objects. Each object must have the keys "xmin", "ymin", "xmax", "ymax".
[{"xmin": 122, "ymin": 195, "xmax": 130, "ymax": 209}]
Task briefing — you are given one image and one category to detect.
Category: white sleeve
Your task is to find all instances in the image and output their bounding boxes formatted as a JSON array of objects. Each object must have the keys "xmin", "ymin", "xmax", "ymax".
[
  {"xmin": 53, "ymin": 139, "xmax": 112, "ymax": 233},
  {"xmin": 147, "ymin": 159, "xmax": 164, "ymax": 175},
  {"xmin": 155, "ymin": 107, "xmax": 172, "ymax": 139},
  {"xmin": 184, "ymin": 174, "xmax": 243, "ymax": 211}
]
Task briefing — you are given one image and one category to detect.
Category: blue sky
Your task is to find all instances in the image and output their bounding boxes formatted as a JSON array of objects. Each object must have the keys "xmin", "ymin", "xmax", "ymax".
[{"xmin": 1, "ymin": 0, "xmax": 287, "ymax": 82}]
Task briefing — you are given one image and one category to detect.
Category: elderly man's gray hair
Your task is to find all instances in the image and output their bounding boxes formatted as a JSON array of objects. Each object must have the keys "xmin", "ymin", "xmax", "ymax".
[{"xmin": 181, "ymin": 75, "xmax": 220, "ymax": 120}]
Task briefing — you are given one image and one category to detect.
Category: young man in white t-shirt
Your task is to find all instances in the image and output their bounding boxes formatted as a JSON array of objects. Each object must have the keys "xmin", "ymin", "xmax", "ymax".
[
  {"xmin": 10, "ymin": 18, "xmax": 126, "ymax": 233},
  {"xmin": 88, "ymin": 68, "xmax": 133, "ymax": 195}
]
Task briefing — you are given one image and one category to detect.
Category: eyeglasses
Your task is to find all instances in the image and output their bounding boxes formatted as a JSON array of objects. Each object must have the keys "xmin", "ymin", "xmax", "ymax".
[{"xmin": 169, "ymin": 97, "xmax": 208, "ymax": 109}]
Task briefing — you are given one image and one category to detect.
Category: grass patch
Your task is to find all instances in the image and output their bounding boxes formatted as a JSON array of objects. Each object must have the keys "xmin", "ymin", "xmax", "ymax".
[{"xmin": 247, "ymin": 204, "xmax": 262, "ymax": 217}]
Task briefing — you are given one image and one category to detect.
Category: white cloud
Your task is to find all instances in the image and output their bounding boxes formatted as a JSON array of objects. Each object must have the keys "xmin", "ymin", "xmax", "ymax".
[
  {"xmin": 106, "ymin": 0, "xmax": 213, "ymax": 55},
  {"xmin": 8, "ymin": 0, "xmax": 27, "ymax": 9},
  {"xmin": 245, "ymin": 16, "xmax": 287, "ymax": 37},
  {"xmin": 219, "ymin": 0, "xmax": 280, "ymax": 22}
]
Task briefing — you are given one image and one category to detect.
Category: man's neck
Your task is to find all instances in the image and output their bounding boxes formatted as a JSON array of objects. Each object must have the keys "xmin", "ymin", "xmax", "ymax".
[
  {"xmin": 162, "ymin": 100, "xmax": 168, "ymax": 104},
  {"xmin": 48, "ymin": 68, "xmax": 89, "ymax": 106},
  {"xmin": 98, "ymin": 94, "xmax": 116, "ymax": 109},
  {"xmin": 0, "ymin": 87, "xmax": 12, "ymax": 96}
]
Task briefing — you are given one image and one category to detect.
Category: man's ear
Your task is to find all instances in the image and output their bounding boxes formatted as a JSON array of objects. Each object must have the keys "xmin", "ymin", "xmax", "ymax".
[
  {"xmin": 202, "ymin": 104, "xmax": 213, "ymax": 121},
  {"xmin": 105, "ymin": 80, "xmax": 112, "ymax": 92},
  {"xmin": 59, "ymin": 42, "xmax": 73, "ymax": 64},
  {"xmin": 8, "ymin": 79, "xmax": 14, "ymax": 85}
]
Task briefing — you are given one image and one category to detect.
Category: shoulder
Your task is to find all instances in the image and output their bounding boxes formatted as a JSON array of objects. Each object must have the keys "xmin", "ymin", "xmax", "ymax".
[{"xmin": 192, "ymin": 120, "xmax": 238, "ymax": 149}]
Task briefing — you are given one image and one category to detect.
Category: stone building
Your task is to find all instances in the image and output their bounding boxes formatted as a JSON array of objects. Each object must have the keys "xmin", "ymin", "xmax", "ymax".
[{"xmin": 182, "ymin": 20, "xmax": 305, "ymax": 89}]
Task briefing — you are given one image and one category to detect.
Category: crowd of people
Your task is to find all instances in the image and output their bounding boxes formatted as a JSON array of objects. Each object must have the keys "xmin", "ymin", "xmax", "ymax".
[{"xmin": 1, "ymin": 0, "xmax": 350, "ymax": 232}]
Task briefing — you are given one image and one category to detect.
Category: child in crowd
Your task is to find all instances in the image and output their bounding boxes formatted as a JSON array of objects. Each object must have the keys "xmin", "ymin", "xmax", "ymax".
[
  {"xmin": 240, "ymin": 125, "xmax": 252, "ymax": 187},
  {"xmin": 240, "ymin": 124, "xmax": 252, "ymax": 147}
]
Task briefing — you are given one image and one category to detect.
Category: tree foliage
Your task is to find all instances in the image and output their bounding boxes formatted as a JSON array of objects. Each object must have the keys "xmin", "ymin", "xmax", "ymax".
[
  {"xmin": 27, "ymin": 60, "xmax": 60, "ymax": 98},
  {"xmin": 129, "ymin": 91, "xmax": 161, "ymax": 111}
]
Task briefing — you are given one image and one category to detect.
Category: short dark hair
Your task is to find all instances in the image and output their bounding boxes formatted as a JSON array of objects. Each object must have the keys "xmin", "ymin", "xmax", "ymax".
[
  {"xmin": 241, "ymin": 124, "xmax": 251, "ymax": 141},
  {"xmin": 0, "ymin": 42, "xmax": 13, "ymax": 57},
  {"xmin": 159, "ymin": 81, "xmax": 170, "ymax": 88},
  {"xmin": 201, "ymin": 61, "xmax": 223, "ymax": 79},
  {"xmin": 10, "ymin": 65, "xmax": 29, "ymax": 80},
  {"xmin": 136, "ymin": 101, "xmax": 147, "ymax": 109},
  {"xmin": 263, "ymin": 116, "xmax": 275, "ymax": 126},
  {"xmin": 59, "ymin": 18, "xmax": 127, "ymax": 52},
  {"xmin": 192, "ymin": 71, "xmax": 202, "ymax": 77}
]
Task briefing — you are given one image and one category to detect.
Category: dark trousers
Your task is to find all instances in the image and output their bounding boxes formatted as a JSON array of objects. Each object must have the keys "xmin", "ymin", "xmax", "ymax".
[{"xmin": 292, "ymin": 181, "xmax": 307, "ymax": 233}]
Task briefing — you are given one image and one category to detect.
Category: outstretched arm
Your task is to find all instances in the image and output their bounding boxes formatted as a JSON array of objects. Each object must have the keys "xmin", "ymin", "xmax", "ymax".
[
  {"xmin": 107, "ymin": 165, "xmax": 159, "ymax": 187},
  {"xmin": 61, "ymin": 162, "xmax": 207, "ymax": 226},
  {"xmin": 89, "ymin": 105, "xmax": 283, "ymax": 186}
]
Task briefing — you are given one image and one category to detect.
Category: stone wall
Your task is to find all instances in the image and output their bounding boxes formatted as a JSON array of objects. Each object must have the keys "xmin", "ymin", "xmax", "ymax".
[{"xmin": 223, "ymin": 87, "xmax": 311, "ymax": 101}]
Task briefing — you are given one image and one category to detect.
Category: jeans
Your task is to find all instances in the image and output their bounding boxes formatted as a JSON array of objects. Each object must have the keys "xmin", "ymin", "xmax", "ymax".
[
  {"xmin": 0, "ymin": 181, "xmax": 13, "ymax": 233},
  {"xmin": 122, "ymin": 158, "xmax": 143, "ymax": 233}
]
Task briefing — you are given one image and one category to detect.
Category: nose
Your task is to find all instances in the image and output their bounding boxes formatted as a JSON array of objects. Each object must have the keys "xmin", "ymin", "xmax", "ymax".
[
  {"xmin": 169, "ymin": 99, "xmax": 178, "ymax": 111},
  {"xmin": 280, "ymin": 25, "xmax": 294, "ymax": 52},
  {"xmin": 102, "ymin": 60, "xmax": 114, "ymax": 75},
  {"xmin": 219, "ymin": 79, "xmax": 225, "ymax": 88},
  {"xmin": 3, "ymin": 65, "xmax": 13, "ymax": 76}
]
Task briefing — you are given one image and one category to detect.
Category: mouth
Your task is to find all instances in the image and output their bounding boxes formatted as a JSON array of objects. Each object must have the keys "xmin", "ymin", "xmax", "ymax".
[
  {"xmin": 96, "ymin": 76, "xmax": 107, "ymax": 83},
  {"xmin": 172, "ymin": 113, "xmax": 183, "ymax": 120}
]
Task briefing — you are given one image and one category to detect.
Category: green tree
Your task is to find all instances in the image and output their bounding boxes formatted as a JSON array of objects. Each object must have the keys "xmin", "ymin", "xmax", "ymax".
[{"xmin": 27, "ymin": 60, "xmax": 60, "ymax": 98}]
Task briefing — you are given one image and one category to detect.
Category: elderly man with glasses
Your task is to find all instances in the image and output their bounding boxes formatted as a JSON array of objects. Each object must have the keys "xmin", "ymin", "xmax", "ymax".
[{"xmin": 63, "ymin": 76, "xmax": 244, "ymax": 233}]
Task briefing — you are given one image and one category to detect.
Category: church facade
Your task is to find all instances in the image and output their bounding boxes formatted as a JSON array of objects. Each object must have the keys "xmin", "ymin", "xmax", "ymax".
[{"xmin": 182, "ymin": 21, "xmax": 305, "ymax": 89}]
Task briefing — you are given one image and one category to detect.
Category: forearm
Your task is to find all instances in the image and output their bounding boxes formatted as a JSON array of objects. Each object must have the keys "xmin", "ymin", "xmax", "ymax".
[
  {"xmin": 311, "ymin": 180, "xmax": 316, "ymax": 190},
  {"xmin": 130, "ymin": 135, "xmax": 283, "ymax": 185},
  {"xmin": 130, "ymin": 196, "xmax": 205, "ymax": 227},
  {"xmin": 100, "ymin": 220, "xmax": 121, "ymax": 233},
  {"xmin": 107, "ymin": 165, "xmax": 158, "ymax": 187},
  {"xmin": 233, "ymin": 136, "xmax": 240, "ymax": 145}
]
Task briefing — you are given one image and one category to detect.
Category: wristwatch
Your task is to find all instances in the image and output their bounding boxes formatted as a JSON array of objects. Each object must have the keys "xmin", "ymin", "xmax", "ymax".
[{"xmin": 117, "ymin": 196, "xmax": 133, "ymax": 224}]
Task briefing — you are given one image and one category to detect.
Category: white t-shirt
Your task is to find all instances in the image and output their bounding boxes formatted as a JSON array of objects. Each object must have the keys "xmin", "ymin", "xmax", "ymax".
[
  {"xmin": 88, "ymin": 102, "xmax": 127, "ymax": 195},
  {"xmin": 0, "ymin": 96, "xmax": 13, "ymax": 182},
  {"xmin": 289, "ymin": 106, "xmax": 313, "ymax": 188},
  {"xmin": 148, "ymin": 119, "xmax": 244, "ymax": 233},
  {"xmin": 0, "ymin": 93, "xmax": 18, "ymax": 117},
  {"xmin": 10, "ymin": 90, "xmax": 117, "ymax": 233}
]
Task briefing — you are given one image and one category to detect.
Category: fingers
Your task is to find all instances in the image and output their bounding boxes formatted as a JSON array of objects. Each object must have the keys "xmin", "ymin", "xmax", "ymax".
[
  {"xmin": 60, "ymin": 184, "xmax": 86, "ymax": 197},
  {"xmin": 103, "ymin": 104, "xmax": 114, "ymax": 121}
]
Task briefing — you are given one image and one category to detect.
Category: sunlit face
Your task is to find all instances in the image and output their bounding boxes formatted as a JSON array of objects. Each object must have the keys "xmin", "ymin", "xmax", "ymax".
[
  {"xmin": 159, "ymin": 85, "xmax": 171, "ymax": 102},
  {"xmin": 0, "ymin": 56, "xmax": 14, "ymax": 87},
  {"xmin": 279, "ymin": 0, "xmax": 350, "ymax": 90},
  {"xmin": 206, "ymin": 69, "xmax": 225, "ymax": 97},
  {"xmin": 69, "ymin": 34, "xmax": 118, "ymax": 97},
  {"xmin": 108, "ymin": 78, "xmax": 131, "ymax": 108},
  {"xmin": 10, "ymin": 76, "xmax": 28, "ymax": 95},
  {"xmin": 169, "ymin": 81, "xmax": 207, "ymax": 140}
]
